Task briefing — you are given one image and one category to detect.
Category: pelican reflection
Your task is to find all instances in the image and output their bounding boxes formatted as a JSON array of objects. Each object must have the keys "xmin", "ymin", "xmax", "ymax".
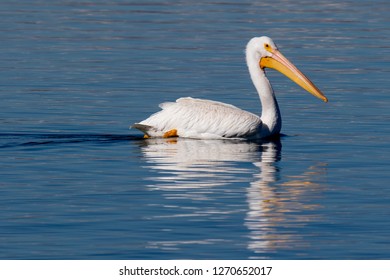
[
  {"xmin": 246, "ymin": 150, "xmax": 326, "ymax": 254},
  {"xmin": 137, "ymin": 137, "xmax": 326, "ymax": 255},
  {"xmin": 138, "ymin": 138, "xmax": 266, "ymax": 189}
]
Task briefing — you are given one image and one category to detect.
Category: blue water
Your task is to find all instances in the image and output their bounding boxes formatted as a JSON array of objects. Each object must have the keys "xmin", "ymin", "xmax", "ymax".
[{"xmin": 0, "ymin": 0, "xmax": 389, "ymax": 259}]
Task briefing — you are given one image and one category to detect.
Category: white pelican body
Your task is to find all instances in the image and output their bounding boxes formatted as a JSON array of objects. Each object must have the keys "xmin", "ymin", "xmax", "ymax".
[{"xmin": 133, "ymin": 36, "xmax": 327, "ymax": 139}]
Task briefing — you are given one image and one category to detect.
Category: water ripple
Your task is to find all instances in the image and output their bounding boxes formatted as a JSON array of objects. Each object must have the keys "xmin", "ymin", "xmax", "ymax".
[{"xmin": 0, "ymin": 133, "xmax": 140, "ymax": 149}]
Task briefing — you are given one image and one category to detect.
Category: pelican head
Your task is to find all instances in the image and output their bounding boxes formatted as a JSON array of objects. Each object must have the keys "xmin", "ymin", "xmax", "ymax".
[{"xmin": 247, "ymin": 36, "xmax": 328, "ymax": 102}]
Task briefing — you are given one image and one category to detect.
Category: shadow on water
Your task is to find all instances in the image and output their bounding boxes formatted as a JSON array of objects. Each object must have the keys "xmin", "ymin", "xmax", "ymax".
[
  {"xmin": 0, "ymin": 132, "xmax": 286, "ymax": 149},
  {"xmin": 0, "ymin": 133, "xmax": 143, "ymax": 149}
]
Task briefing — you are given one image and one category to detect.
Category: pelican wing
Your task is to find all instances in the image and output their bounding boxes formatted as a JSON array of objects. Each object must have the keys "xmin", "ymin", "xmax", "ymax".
[{"xmin": 134, "ymin": 97, "xmax": 261, "ymax": 139}]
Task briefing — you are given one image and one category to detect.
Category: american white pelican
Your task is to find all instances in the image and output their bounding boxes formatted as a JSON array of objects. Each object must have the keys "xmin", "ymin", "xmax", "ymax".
[{"xmin": 132, "ymin": 36, "xmax": 327, "ymax": 139}]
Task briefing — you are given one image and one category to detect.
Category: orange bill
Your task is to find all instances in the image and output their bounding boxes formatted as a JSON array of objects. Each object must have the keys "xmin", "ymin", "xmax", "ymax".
[{"xmin": 260, "ymin": 49, "xmax": 328, "ymax": 102}]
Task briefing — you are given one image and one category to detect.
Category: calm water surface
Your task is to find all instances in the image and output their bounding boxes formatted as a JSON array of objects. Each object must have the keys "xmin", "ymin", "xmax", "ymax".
[{"xmin": 0, "ymin": 0, "xmax": 389, "ymax": 259}]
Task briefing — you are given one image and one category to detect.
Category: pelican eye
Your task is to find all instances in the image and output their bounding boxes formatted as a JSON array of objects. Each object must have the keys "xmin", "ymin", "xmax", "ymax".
[{"xmin": 264, "ymin": 43, "xmax": 272, "ymax": 51}]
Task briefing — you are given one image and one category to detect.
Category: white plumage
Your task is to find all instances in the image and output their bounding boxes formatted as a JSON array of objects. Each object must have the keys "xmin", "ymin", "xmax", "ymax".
[
  {"xmin": 132, "ymin": 36, "xmax": 327, "ymax": 139},
  {"xmin": 134, "ymin": 97, "xmax": 262, "ymax": 139}
]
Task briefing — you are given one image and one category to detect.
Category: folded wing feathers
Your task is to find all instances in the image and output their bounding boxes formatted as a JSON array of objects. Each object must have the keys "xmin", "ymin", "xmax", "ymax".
[{"xmin": 136, "ymin": 97, "xmax": 261, "ymax": 138}]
